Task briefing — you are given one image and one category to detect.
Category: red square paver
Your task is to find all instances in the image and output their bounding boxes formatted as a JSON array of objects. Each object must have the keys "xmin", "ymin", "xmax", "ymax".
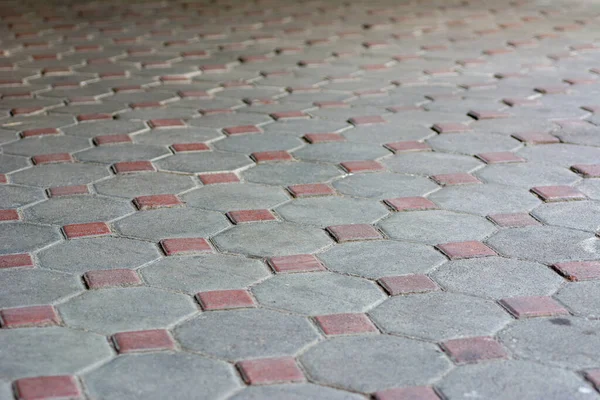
[
  {"xmin": 133, "ymin": 194, "xmax": 183, "ymax": 210},
  {"xmin": 160, "ymin": 238, "xmax": 212, "ymax": 256},
  {"xmin": 327, "ymin": 224, "xmax": 382, "ymax": 242},
  {"xmin": 552, "ymin": 261, "xmax": 600, "ymax": 281},
  {"xmin": 21, "ymin": 128, "xmax": 60, "ymax": 138},
  {"xmin": 93, "ymin": 134, "xmax": 132, "ymax": 145},
  {"xmin": 63, "ymin": 222, "xmax": 111, "ymax": 239},
  {"xmin": 374, "ymin": 386, "xmax": 441, "ymax": 400},
  {"xmin": 441, "ymin": 336, "xmax": 508, "ymax": 364},
  {"xmin": 585, "ymin": 370, "xmax": 600, "ymax": 391},
  {"xmin": 0, "ymin": 174, "xmax": 7, "ymax": 184},
  {"xmin": 77, "ymin": 113, "xmax": 113, "ymax": 122},
  {"xmin": 112, "ymin": 329, "xmax": 176, "ymax": 353},
  {"xmin": 11, "ymin": 107, "xmax": 44, "ymax": 116},
  {"xmin": 0, "ymin": 209, "xmax": 19, "ymax": 221},
  {"xmin": 13, "ymin": 376, "xmax": 82, "ymax": 400},
  {"xmin": 431, "ymin": 173, "xmax": 481, "ymax": 186},
  {"xmin": 531, "ymin": 185, "xmax": 586, "ymax": 202},
  {"xmin": 436, "ymin": 241, "xmax": 496, "ymax": 260},
  {"xmin": 112, "ymin": 161, "xmax": 156, "ymax": 174},
  {"xmin": 432, "ymin": 122, "xmax": 472, "ymax": 133},
  {"xmin": 511, "ymin": 132, "xmax": 560, "ymax": 144},
  {"xmin": 198, "ymin": 173, "xmax": 240, "ymax": 185},
  {"xmin": 385, "ymin": 141, "xmax": 431, "ymax": 153},
  {"xmin": 47, "ymin": 185, "xmax": 89, "ymax": 197},
  {"xmin": 227, "ymin": 209, "xmax": 276, "ymax": 224},
  {"xmin": 571, "ymin": 164, "xmax": 600, "ymax": 178},
  {"xmin": 223, "ymin": 125, "xmax": 262, "ymax": 135},
  {"xmin": 171, "ymin": 143, "xmax": 210, "ymax": 152},
  {"xmin": 196, "ymin": 289, "xmax": 256, "ymax": 311},
  {"xmin": 148, "ymin": 119, "xmax": 185, "ymax": 128},
  {"xmin": 0, "ymin": 305, "xmax": 61, "ymax": 328},
  {"xmin": 304, "ymin": 133, "xmax": 345, "ymax": 143},
  {"xmin": 83, "ymin": 269, "xmax": 142, "ymax": 289},
  {"xmin": 488, "ymin": 213, "xmax": 540, "ymax": 227},
  {"xmin": 287, "ymin": 183, "xmax": 336, "ymax": 198},
  {"xmin": 476, "ymin": 152, "xmax": 526, "ymax": 164},
  {"xmin": 268, "ymin": 254, "xmax": 325, "ymax": 273},
  {"xmin": 384, "ymin": 197, "xmax": 438, "ymax": 212},
  {"xmin": 314, "ymin": 313, "xmax": 378, "ymax": 335},
  {"xmin": 0, "ymin": 253, "xmax": 34, "ymax": 269},
  {"xmin": 468, "ymin": 110, "xmax": 510, "ymax": 120},
  {"xmin": 270, "ymin": 111, "xmax": 308, "ymax": 120},
  {"xmin": 32, "ymin": 153, "xmax": 73, "ymax": 165},
  {"xmin": 236, "ymin": 357, "xmax": 304, "ymax": 385},
  {"xmin": 348, "ymin": 115, "xmax": 386, "ymax": 125},
  {"xmin": 378, "ymin": 275, "xmax": 439, "ymax": 295},
  {"xmin": 500, "ymin": 296, "xmax": 569, "ymax": 318},
  {"xmin": 340, "ymin": 160, "xmax": 385, "ymax": 173},
  {"xmin": 251, "ymin": 151, "xmax": 293, "ymax": 163}
]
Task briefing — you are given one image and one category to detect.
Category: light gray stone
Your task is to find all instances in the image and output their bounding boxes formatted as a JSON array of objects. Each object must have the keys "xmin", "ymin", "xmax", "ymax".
[
  {"xmin": 342, "ymin": 124, "xmax": 434, "ymax": 144},
  {"xmin": 578, "ymin": 180, "xmax": 600, "ymax": 200},
  {"xmin": 242, "ymin": 162, "xmax": 343, "ymax": 186},
  {"xmin": 293, "ymin": 142, "xmax": 390, "ymax": 163},
  {"xmin": 0, "ymin": 223, "xmax": 61, "ymax": 254},
  {"xmin": 134, "ymin": 127, "xmax": 223, "ymax": 146},
  {"xmin": 332, "ymin": 172, "xmax": 438, "ymax": 199},
  {"xmin": 3, "ymin": 136, "xmax": 91, "ymax": 156},
  {"xmin": 10, "ymin": 163, "xmax": 111, "ymax": 187},
  {"xmin": 63, "ymin": 120, "xmax": 148, "ymax": 138},
  {"xmin": 477, "ymin": 162, "xmax": 580, "ymax": 188},
  {"xmin": 183, "ymin": 183, "xmax": 289, "ymax": 211},
  {"xmin": 428, "ymin": 132, "xmax": 521, "ymax": 155},
  {"xmin": 228, "ymin": 384, "xmax": 364, "ymax": 400},
  {"xmin": 556, "ymin": 282, "xmax": 600, "ymax": 318},
  {"xmin": 383, "ymin": 152, "xmax": 483, "ymax": 176},
  {"xmin": 94, "ymin": 172, "xmax": 197, "ymax": 198},
  {"xmin": 0, "ymin": 184, "xmax": 44, "ymax": 208},
  {"xmin": 532, "ymin": 201, "xmax": 600, "ymax": 232},
  {"xmin": 213, "ymin": 132, "xmax": 303, "ymax": 153},
  {"xmin": 0, "ymin": 154, "xmax": 30, "ymax": 173},
  {"xmin": 518, "ymin": 144, "xmax": 600, "ymax": 167},
  {"xmin": 156, "ymin": 152, "xmax": 253, "ymax": 173},
  {"xmin": 0, "ymin": 268, "xmax": 84, "ymax": 307}
]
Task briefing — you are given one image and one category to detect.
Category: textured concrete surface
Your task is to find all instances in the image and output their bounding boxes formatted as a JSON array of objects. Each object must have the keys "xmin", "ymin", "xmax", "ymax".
[{"xmin": 2, "ymin": 0, "xmax": 600, "ymax": 398}]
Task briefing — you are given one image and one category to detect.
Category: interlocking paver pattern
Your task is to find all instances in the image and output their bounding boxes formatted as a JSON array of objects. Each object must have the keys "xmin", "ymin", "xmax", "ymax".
[{"xmin": 3, "ymin": 0, "xmax": 600, "ymax": 398}]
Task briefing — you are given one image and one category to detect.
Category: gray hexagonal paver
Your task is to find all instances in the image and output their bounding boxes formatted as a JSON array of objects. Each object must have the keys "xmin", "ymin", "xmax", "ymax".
[
  {"xmin": 0, "ymin": 154, "xmax": 29, "ymax": 174},
  {"xmin": 379, "ymin": 210, "xmax": 496, "ymax": 244},
  {"xmin": 0, "ymin": 379, "xmax": 11, "ymax": 400},
  {"xmin": 0, "ymin": 327, "xmax": 113, "ymax": 380},
  {"xmin": 370, "ymin": 292, "xmax": 511, "ymax": 341},
  {"xmin": 532, "ymin": 201, "xmax": 600, "ymax": 232},
  {"xmin": 556, "ymin": 282, "xmax": 600, "ymax": 318},
  {"xmin": 0, "ymin": 269, "xmax": 84, "ymax": 308},
  {"xmin": 175, "ymin": 309, "xmax": 319, "ymax": 360},
  {"xmin": 142, "ymin": 254, "xmax": 270, "ymax": 293},
  {"xmin": 428, "ymin": 183, "xmax": 541, "ymax": 215},
  {"xmin": 276, "ymin": 197, "xmax": 389, "ymax": 227},
  {"xmin": 0, "ymin": 223, "xmax": 61, "ymax": 254},
  {"xmin": 10, "ymin": 164, "xmax": 111, "ymax": 187},
  {"xmin": 114, "ymin": 208, "xmax": 229, "ymax": 241},
  {"xmin": 332, "ymin": 172, "xmax": 438, "ymax": 199},
  {"xmin": 300, "ymin": 336, "xmax": 452, "ymax": 393},
  {"xmin": 156, "ymin": 152, "xmax": 253, "ymax": 174},
  {"xmin": 253, "ymin": 272, "xmax": 385, "ymax": 314},
  {"xmin": 213, "ymin": 132, "xmax": 303, "ymax": 153},
  {"xmin": 58, "ymin": 287, "xmax": 197, "ymax": 334},
  {"xmin": 262, "ymin": 119, "xmax": 351, "ymax": 136},
  {"xmin": 383, "ymin": 152, "xmax": 483, "ymax": 176},
  {"xmin": 499, "ymin": 317, "xmax": 600, "ymax": 369},
  {"xmin": 213, "ymin": 222, "xmax": 332, "ymax": 257},
  {"xmin": 518, "ymin": 144, "xmax": 600, "ymax": 167},
  {"xmin": 0, "ymin": 184, "xmax": 44, "ymax": 208},
  {"xmin": 242, "ymin": 162, "xmax": 343, "ymax": 186},
  {"xmin": 183, "ymin": 183, "xmax": 290, "ymax": 212},
  {"xmin": 63, "ymin": 120, "xmax": 147, "ymax": 138},
  {"xmin": 432, "ymin": 256, "xmax": 563, "ymax": 299},
  {"xmin": 134, "ymin": 128, "xmax": 223, "ymax": 146},
  {"xmin": 439, "ymin": 360, "xmax": 597, "ymax": 400},
  {"xmin": 579, "ymin": 180, "xmax": 600, "ymax": 201},
  {"xmin": 94, "ymin": 172, "xmax": 197, "ymax": 199},
  {"xmin": 293, "ymin": 143, "xmax": 390, "ymax": 163},
  {"xmin": 428, "ymin": 132, "xmax": 521, "ymax": 155},
  {"xmin": 228, "ymin": 384, "xmax": 364, "ymax": 400},
  {"xmin": 85, "ymin": 353, "xmax": 240, "ymax": 400},
  {"xmin": 23, "ymin": 195, "xmax": 134, "ymax": 225},
  {"xmin": 319, "ymin": 240, "xmax": 446, "ymax": 279},
  {"xmin": 3, "ymin": 136, "xmax": 92, "ymax": 156},
  {"xmin": 38, "ymin": 237, "xmax": 161, "ymax": 274},
  {"xmin": 487, "ymin": 226, "xmax": 600, "ymax": 264},
  {"xmin": 342, "ymin": 124, "xmax": 434, "ymax": 144},
  {"xmin": 477, "ymin": 163, "xmax": 581, "ymax": 188},
  {"xmin": 75, "ymin": 144, "xmax": 170, "ymax": 164}
]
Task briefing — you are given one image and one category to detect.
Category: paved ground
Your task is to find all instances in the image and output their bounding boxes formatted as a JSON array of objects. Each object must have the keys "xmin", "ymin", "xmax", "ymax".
[{"xmin": 3, "ymin": 0, "xmax": 600, "ymax": 399}]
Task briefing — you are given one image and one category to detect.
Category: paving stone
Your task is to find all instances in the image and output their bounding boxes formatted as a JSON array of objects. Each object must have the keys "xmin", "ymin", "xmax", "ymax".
[
  {"xmin": 58, "ymin": 287, "xmax": 197, "ymax": 334},
  {"xmin": 429, "ymin": 183, "xmax": 541, "ymax": 215},
  {"xmin": 487, "ymin": 226, "xmax": 600, "ymax": 263},
  {"xmin": 114, "ymin": 208, "xmax": 229, "ymax": 241},
  {"xmin": 0, "ymin": 223, "xmax": 60, "ymax": 254},
  {"xmin": 0, "ymin": 327, "xmax": 112, "ymax": 379},
  {"xmin": 253, "ymin": 272, "xmax": 384, "ymax": 314},
  {"xmin": 94, "ymin": 172, "xmax": 196, "ymax": 198},
  {"xmin": 85, "ymin": 353, "xmax": 240, "ymax": 400},
  {"xmin": 111, "ymin": 329, "xmax": 176, "ymax": 354},
  {"xmin": 319, "ymin": 240, "xmax": 445, "ymax": 279},
  {"xmin": 0, "ymin": 184, "xmax": 44, "ymax": 208},
  {"xmin": 276, "ymin": 197, "xmax": 388, "ymax": 227},
  {"xmin": 23, "ymin": 195, "xmax": 133, "ymax": 225},
  {"xmin": 75, "ymin": 144, "xmax": 170, "ymax": 164},
  {"xmin": 228, "ymin": 383, "xmax": 365, "ymax": 400},
  {"xmin": 379, "ymin": 210, "xmax": 496, "ymax": 244},
  {"xmin": 183, "ymin": 183, "xmax": 289, "ymax": 212},
  {"xmin": 62, "ymin": 120, "xmax": 147, "ymax": 138},
  {"xmin": 300, "ymin": 335, "xmax": 451, "ymax": 393},
  {"xmin": 499, "ymin": 317, "xmax": 600, "ymax": 369},
  {"xmin": 517, "ymin": 144, "xmax": 600, "ymax": 167},
  {"xmin": 134, "ymin": 127, "xmax": 222, "ymax": 146},
  {"xmin": 242, "ymin": 162, "xmax": 343, "ymax": 186},
  {"xmin": 439, "ymin": 360, "xmax": 598, "ymax": 400},
  {"xmin": 0, "ymin": 154, "xmax": 30, "ymax": 174},
  {"xmin": 476, "ymin": 162, "xmax": 581, "ymax": 188},
  {"xmin": 370, "ymin": 292, "xmax": 510, "ymax": 341},
  {"xmin": 142, "ymin": 254, "xmax": 270, "ymax": 293},
  {"xmin": 342, "ymin": 124, "xmax": 434, "ymax": 144},
  {"xmin": 556, "ymin": 281, "xmax": 600, "ymax": 318},
  {"xmin": 175, "ymin": 309, "xmax": 319, "ymax": 360},
  {"xmin": 532, "ymin": 200, "xmax": 600, "ymax": 231},
  {"xmin": 578, "ymin": 179, "xmax": 600, "ymax": 200},
  {"xmin": 383, "ymin": 152, "xmax": 483, "ymax": 176},
  {"xmin": 3, "ymin": 136, "xmax": 91, "ymax": 156},
  {"xmin": 432, "ymin": 257, "xmax": 563, "ymax": 299},
  {"xmin": 156, "ymin": 152, "xmax": 253, "ymax": 173},
  {"xmin": 553, "ymin": 261, "xmax": 600, "ymax": 281},
  {"xmin": 293, "ymin": 142, "xmax": 390, "ymax": 163},
  {"xmin": 332, "ymin": 172, "xmax": 438, "ymax": 199},
  {"xmin": 428, "ymin": 132, "xmax": 521, "ymax": 155},
  {"xmin": 10, "ymin": 163, "xmax": 111, "ymax": 187},
  {"xmin": 214, "ymin": 132, "xmax": 303, "ymax": 153}
]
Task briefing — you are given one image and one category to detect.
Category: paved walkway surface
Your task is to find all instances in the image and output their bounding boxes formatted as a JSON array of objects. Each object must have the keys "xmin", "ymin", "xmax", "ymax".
[{"xmin": 3, "ymin": 0, "xmax": 600, "ymax": 399}]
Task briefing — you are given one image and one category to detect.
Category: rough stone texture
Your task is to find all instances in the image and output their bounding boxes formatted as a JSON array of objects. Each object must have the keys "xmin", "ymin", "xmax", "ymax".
[
  {"xmin": 332, "ymin": 172, "xmax": 438, "ymax": 199},
  {"xmin": 383, "ymin": 152, "xmax": 483, "ymax": 176},
  {"xmin": 228, "ymin": 384, "xmax": 364, "ymax": 400},
  {"xmin": 532, "ymin": 201, "xmax": 600, "ymax": 232},
  {"xmin": 156, "ymin": 152, "xmax": 253, "ymax": 174},
  {"xmin": 556, "ymin": 282, "xmax": 600, "ymax": 318},
  {"xmin": 0, "ymin": 185, "xmax": 45, "ymax": 208},
  {"xmin": 0, "ymin": 268, "xmax": 84, "ymax": 307},
  {"xmin": 242, "ymin": 162, "xmax": 343, "ymax": 186},
  {"xmin": 0, "ymin": 223, "xmax": 61, "ymax": 254},
  {"xmin": 94, "ymin": 173, "xmax": 197, "ymax": 198},
  {"xmin": 183, "ymin": 183, "xmax": 289, "ymax": 212}
]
